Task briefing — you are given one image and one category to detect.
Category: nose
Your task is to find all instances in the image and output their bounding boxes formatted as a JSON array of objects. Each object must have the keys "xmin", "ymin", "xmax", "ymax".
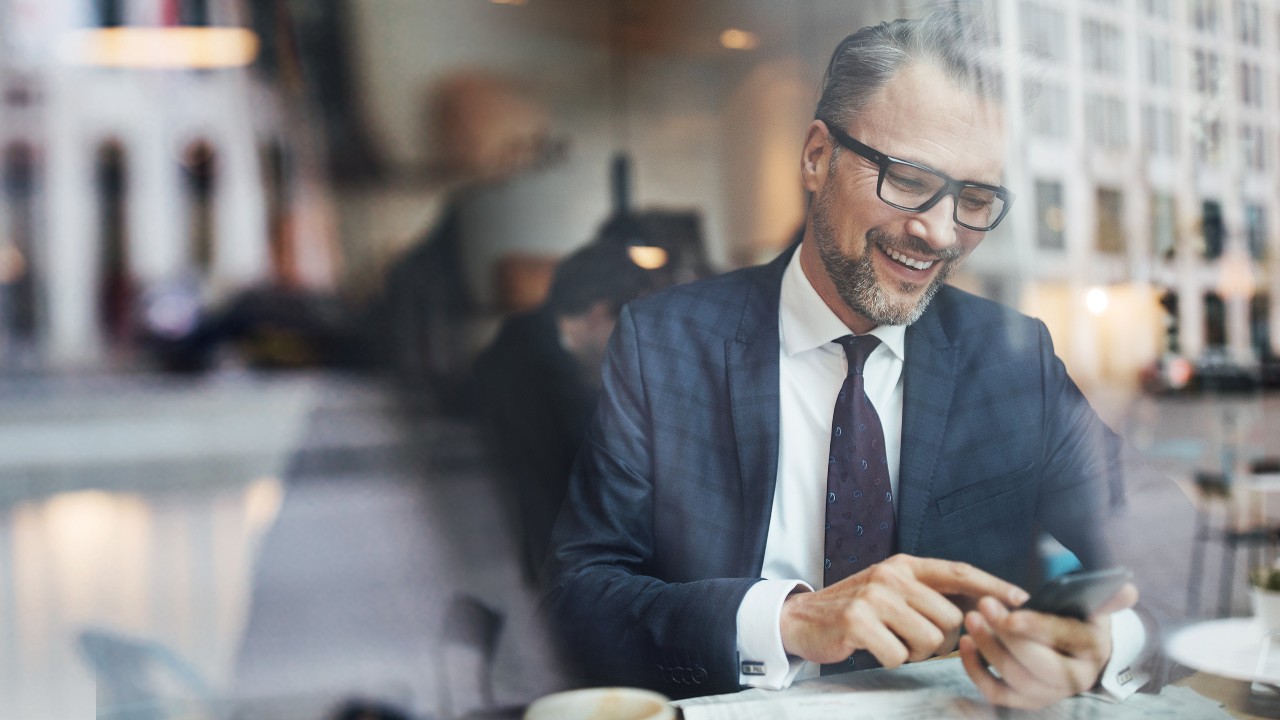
[{"xmin": 904, "ymin": 193, "xmax": 959, "ymax": 254}]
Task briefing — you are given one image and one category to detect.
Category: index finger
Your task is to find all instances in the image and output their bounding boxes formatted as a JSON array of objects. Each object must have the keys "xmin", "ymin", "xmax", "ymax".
[{"xmin": 909, "ymin": 557, "xmax": 1029, "ymax": 607}]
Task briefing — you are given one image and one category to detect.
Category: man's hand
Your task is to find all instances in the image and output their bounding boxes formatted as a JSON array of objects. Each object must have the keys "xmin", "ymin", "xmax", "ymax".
[
  {"xmin": 780, "ymin": 554, "xmax": 1030, "ymax": 668},
  {"xmin": 959, "ymin": 582, "xmax": 1139, "ymax": 710}
]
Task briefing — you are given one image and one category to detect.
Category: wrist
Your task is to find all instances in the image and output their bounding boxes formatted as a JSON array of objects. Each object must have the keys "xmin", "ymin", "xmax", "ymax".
[{"xmin": 779, "ymin": 587, "xmax": 813, "ymax": 656}]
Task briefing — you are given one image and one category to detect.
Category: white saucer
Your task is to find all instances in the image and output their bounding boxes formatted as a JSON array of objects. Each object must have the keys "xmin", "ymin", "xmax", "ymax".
[{"xmin": 1166, "ymin": 618, "xmax": 1280, "ymax": 684}]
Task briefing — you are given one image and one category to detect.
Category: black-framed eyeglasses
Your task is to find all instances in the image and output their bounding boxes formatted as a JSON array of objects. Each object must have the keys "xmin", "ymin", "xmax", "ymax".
[{"xmin": 819, "ymin": 119, "xmax": 1015, "ymax": 232}]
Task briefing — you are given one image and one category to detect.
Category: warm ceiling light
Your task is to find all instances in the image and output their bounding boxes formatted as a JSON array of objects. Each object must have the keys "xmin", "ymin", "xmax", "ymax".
[
  {"xmin": 720, "ymin": 28, "xmax": 759, "ymax": 51},
  {"xmin": 1085, "ymin": 287, "xmax": 1109, "ymax": 316},
  {"xmin": 58, "ymin": 27, "xmax": 259, "ymax": 69},
  {"xmin": 628, "ymin": 246, "xmax": 668, "ymax": 270},
  {"xmin": 491, "ymin": 0, "xmax": 528, "ymax": 5}
]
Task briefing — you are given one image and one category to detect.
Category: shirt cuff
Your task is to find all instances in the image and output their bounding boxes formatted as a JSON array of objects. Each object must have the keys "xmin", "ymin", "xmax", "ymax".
[
  {"xmin": 736, "ymin": 579, "xmax": 812, "ymax": 689},
  {"xmin": 1093, "ymin": 608, "xmax": 1149, "ymax": 701}
]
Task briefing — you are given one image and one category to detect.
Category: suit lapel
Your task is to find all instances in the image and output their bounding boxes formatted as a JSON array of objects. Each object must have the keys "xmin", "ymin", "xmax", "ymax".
[
  {"xmin": 728, "ymin": 247, "xmax": 792, "ymax": 576},
  {"xmin": 897, "ymin": 303, "xmax": 957, "ymax": 555}
]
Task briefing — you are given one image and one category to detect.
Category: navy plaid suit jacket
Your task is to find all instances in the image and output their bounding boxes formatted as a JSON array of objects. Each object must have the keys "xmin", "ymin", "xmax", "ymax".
[{"xmin": 545, "ymin": 242, "xmax": 1133, "ymax": 698}]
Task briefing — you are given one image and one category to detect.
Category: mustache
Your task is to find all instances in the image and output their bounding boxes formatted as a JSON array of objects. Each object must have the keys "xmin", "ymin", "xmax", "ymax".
[{"xmin": 866, "ymin": 227, "xmax": 963, "ymax": 263}]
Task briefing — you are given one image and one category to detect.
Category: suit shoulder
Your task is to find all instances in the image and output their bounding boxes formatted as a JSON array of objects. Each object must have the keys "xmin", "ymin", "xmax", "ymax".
[{"xmin": 929, "ymin": 285, "xmax": 1047, "ymax": 351}]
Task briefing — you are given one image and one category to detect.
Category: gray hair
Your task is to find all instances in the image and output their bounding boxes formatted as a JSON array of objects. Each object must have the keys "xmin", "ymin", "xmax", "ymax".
[{"xmin": 815, "ymin": 7, "xmax": 1003, "ymax": 132}]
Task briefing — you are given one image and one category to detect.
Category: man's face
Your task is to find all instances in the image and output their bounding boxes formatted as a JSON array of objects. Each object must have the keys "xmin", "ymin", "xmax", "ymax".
[{"xmin": 800, "ymin": 61, "xmax": 1005, "ymax": 331}]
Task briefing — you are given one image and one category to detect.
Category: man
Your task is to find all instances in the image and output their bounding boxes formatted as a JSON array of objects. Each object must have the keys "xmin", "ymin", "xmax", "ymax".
[
  {"xmin": 546, "ymin": 10, "xmax": 1153, "ymax": 710},
  {"xmin": 473, "ymin": 240, "xmax": 655, "ymax": 586}
]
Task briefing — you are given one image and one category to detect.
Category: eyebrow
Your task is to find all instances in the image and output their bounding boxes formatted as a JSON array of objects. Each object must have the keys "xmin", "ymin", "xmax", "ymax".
[{"xmin": 824, "ymin": 121, "xmax": 1005, "ymax": 188}]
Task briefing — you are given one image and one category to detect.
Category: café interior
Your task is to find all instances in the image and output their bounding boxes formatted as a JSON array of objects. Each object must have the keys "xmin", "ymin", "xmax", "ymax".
[{"xmin": 2, "ymin": 0, "xmax": 1280, "ymax": 718}]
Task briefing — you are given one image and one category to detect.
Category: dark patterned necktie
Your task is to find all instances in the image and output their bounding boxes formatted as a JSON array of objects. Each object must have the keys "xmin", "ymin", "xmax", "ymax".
[{"xmin": 822, "ymin": 334, "xmax": 895, "ymax": 675}]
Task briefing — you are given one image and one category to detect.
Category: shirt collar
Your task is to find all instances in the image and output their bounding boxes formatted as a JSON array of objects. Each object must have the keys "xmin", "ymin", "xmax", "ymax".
[{"xmin": 779, "ymin": 246, "xmax": 906, "ymax": 361}]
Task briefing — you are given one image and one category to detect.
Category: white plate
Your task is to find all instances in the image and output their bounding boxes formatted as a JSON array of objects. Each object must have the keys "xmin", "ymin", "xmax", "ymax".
[{"xmin": 1166, "ymin": 618, "xmax": 1280, "ymax": 683}]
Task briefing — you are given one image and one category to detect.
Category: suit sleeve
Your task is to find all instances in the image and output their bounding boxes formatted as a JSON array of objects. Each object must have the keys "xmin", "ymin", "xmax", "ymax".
[
  {"xmin": 1033, "ymin": 320, "xmax": 1120, "ymax": 570},
  {"xmin": 543, "ymin": 305, "xmax": 761, "ymax": 698},
  {"xmin": 1033, "ymin": 320, "xmax": 1173, "ymax": 693}
]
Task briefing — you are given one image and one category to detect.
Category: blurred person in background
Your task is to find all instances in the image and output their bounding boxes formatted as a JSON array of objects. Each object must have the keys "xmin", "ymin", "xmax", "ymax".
[
  {"xmin": 362, "ymin": 73, "xmax": 555, "ymax": 415},
  {"xmin": 471, "ymin": 239, "xmax": 659, "ymax": 587}
]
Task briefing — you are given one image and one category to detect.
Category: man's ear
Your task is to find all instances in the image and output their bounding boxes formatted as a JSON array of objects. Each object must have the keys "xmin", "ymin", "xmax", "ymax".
[{"xmin": 801, "ymin": 119, "xmax": 833, "ymax": 194}]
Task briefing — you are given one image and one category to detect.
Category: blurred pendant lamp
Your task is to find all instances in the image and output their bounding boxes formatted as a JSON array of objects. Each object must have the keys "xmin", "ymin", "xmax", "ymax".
[
  {"xmin": 59, "ymin": 0, "xmax": 259, "ymax": 70},
  {"xmin": 607, "ymin": 0, "xmax": 668, "ymax": 272}
]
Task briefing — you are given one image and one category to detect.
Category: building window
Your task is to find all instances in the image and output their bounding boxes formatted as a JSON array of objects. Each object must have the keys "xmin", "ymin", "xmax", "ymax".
[
  {"xmin": 95, "ymin": 0, "xmax": 124, "ymax": 27},
  {"xmin": 1252, "ymin": 294, "xmax": 1272, "ymax": 359},
  {"xmin": 96, "ymin": 143, "xmax": 131, "ymax": 343},
  {"xmin": 1028, "ymin": 81, "xmax": 1068, "ymax": 138},
  {"xmin": 180, "ymin": 0, "xmax": 210, "ymax": 27},
  {"xmin": 1144, "ymin": 0, "xmax": 1173, "ymax": 20},
  {"xmin": 1143, "ymin": 36, "xmax": 1173, "ymax": 87},
  {"xmin": 1020, "ymin": 1, "xmax": 1067, "ymax": 62},
  {"xmin": 1246, "ymin": 203, "xmax": 1268, "ymax": 260},
  {"xmin": 1143, "ymin": 104, "xmax": 1177, "ymax": 157},
  {"xmin": 1036, "ymin": 180, "xmax": 1066, "ymax": 250},
  {"xmin": 1236, "ymin": 0, "xmax": 1262, "ymax": 45},
  {"xmin": 1194, "ymin": 49, "xmax": 1222, "ymax": 95},
  {"xmin": 1193, "ymin": 0, "xmax": 1221, "ymax": 34},
  {"xmin": 1086, "ymin": 93, "xmax": 1127, "ymax": 149},
  {"xmin": 181, "ymin": 141, "xmax": 217, "ymax": 275},
  {"xmin": 1195, "ymin": 117, "xmax": 1222, "ymax": 165},
  {"xmin": 1152, "ymin": 193, "xmax": 1177, "ymax": 259},
  {"xmin": 1241, "ymin": 124, "xmax": 1267, "ymax": 171},
  {"xmin": 1082, "ymin": 19, "xmax": 1125, "ymax": 76},
  {"xmin": 1240, "ymin": 62, "xmax": 1263, "ymax": 107},
  {"xmin": 1204, "ymin": 292, "xmax": 1226, "ymax": 347},
  {"xmin": 1202, "ymin": 200, "xmax": 1224, "ymax": 259},
  {"xmin": 1, "ymin": 144, "xmax": 37, "ymax": 342},
  {"xmin": 1096, "ymin": 188, "xmax": 1125, "ymax": 254}
]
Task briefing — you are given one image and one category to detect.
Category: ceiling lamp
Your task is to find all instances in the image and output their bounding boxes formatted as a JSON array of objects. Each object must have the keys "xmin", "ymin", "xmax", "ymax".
[
  {"xmin": 720, "ymin": 28, "xmax": 759, "ymax": 51},
  {"xmin": 57, "ymin": 27, "xmax": 259, "ymax": 70},
  {"xmin": 628, "ymin": 246, "xmax": 668, "ymax": 270}
]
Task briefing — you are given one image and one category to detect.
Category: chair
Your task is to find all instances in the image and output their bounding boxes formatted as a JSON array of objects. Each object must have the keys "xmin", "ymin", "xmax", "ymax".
[
  {"xmin": 437, "ymin": 594, "xmax": 505, "ymax": 720},
  {"xmin": 77, "ymin": 628, "xmax": 219, "ymax": 720},
  {"xmin": 1187, "ymin": 462, "xmax": 1280, "ymax": 618}
]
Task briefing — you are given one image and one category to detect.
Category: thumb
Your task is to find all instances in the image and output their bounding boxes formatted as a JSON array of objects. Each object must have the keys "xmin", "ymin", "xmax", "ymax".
[{"xmin": 1091, "ymin": 582, "xmax": 1139, "ymax": 618}]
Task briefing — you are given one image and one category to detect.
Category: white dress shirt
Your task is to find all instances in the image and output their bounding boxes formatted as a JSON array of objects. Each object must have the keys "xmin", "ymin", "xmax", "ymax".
[{"xmin": 734, "ymin": 250, "xmax": 1145, "ymax": 698}]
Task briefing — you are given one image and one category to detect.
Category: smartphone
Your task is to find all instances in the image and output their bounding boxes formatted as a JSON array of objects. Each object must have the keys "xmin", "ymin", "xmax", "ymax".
[{"xmin": 1021, "ymin": 567, "xmax": 1133, "ymax": 621}]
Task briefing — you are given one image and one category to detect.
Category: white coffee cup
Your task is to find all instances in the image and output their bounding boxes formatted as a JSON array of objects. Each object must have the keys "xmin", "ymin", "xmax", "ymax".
[
  {"xmin": 523, "ymin": 687, "xmax": 673, "ymax": 720},
  {"xmin": 1253, "ymin": 587, "xmax": 1280, "ymax": 631}
]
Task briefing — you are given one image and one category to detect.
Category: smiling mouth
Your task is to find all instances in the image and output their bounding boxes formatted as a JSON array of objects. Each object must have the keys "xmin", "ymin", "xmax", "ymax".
[{"xmin": 879, "ymin": 243, "xmax": 936, "ymax": 271}]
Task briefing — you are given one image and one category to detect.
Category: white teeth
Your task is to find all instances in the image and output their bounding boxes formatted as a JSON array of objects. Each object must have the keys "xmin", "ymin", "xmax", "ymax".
[{"xmin": 885, "ymin": 247, "xmax": 935, "ymax": 270}]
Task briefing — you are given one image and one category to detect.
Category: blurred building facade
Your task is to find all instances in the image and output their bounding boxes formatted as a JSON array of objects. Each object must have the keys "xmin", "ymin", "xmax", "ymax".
[
  {"xmin": 0, "ymin": 0, "xmax": 338, "ymax": 372},
  {"xmin": 972, "ymin": 0, "xmax": 1280, "ymax": 387}
]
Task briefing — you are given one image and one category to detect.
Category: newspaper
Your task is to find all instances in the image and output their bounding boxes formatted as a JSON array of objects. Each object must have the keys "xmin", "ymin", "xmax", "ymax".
[{"xmin": 675, "ymin": 657, "xmax": 1229, "ymax": 720}]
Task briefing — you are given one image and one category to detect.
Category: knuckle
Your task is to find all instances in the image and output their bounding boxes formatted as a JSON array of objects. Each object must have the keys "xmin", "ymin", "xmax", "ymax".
[
  {"xmin": 940, "ymin": 603, "xmax": 964, "ymax": 628},
  {"xmin": 844, "ymin": 599, "xmax": 869, "ymax": 626},
  {"xmin": 880, "ymin": 646, "xmax": 909, "ymax": 669},
  {"xmin": 868, "ymin": 563, "xmax": 902, "ymax": 586},
  {"xmin": 923, "ymin": 625, "xmax": 946, "ymax": 650}
]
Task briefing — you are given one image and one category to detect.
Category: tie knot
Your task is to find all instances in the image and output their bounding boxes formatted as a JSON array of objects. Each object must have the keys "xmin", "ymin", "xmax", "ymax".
[{"xmin": 835, "ymin": 334, "xmax": 881, "ymax": 376}]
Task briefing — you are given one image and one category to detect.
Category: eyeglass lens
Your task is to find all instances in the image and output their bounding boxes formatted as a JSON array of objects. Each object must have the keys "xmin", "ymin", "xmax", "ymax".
[{"xmin": 881, "ymin": 162, "xmax": 1004, "ymax": 230}]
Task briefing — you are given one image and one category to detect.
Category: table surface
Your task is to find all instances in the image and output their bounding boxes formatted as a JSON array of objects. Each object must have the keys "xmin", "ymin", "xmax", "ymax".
[{"xmin": 1176, "ymin": 673, "xmax": 1277, "ymax": 720}]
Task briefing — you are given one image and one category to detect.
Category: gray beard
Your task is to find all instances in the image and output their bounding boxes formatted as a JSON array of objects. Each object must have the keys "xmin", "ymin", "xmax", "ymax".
[{"xmin": 811, "ymin": 188, "xmax": 962, "ymax": 327}]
